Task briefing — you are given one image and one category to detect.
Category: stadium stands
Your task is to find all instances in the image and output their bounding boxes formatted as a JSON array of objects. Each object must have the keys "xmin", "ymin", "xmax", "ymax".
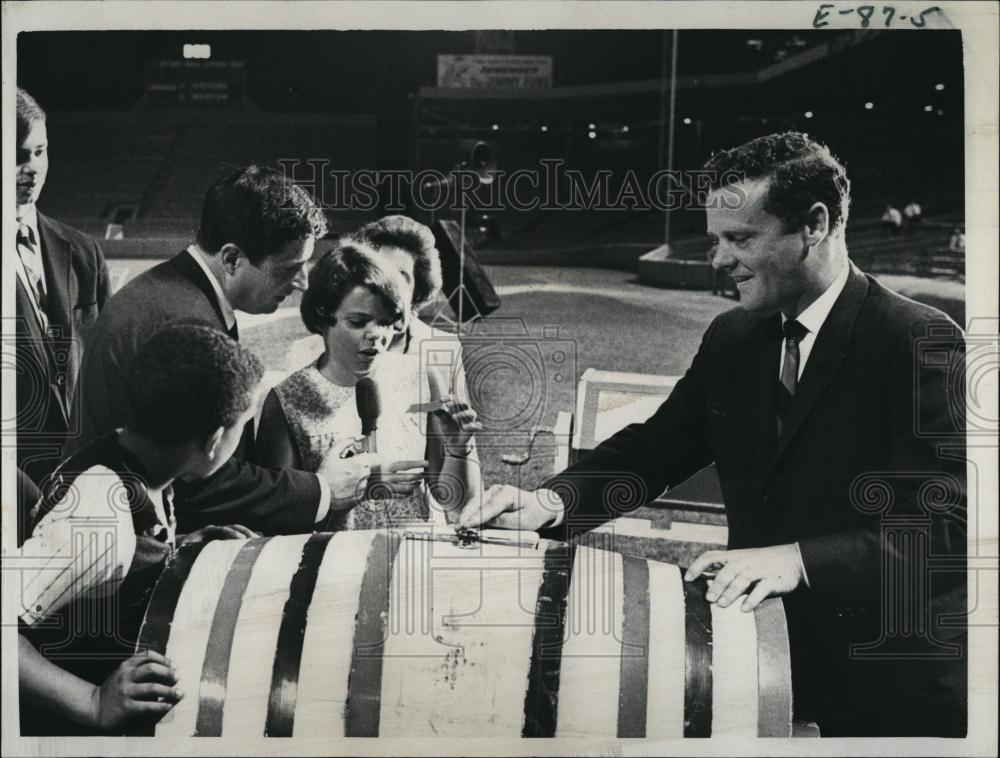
[{"xmin": 39, "ymin": 110, "xmax": 379, "ymax": 242}]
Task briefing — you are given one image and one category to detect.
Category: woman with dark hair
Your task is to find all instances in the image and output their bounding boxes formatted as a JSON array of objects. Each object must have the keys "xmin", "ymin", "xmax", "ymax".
[
  {"xmin": 286, "ymin": 215, "xmax": 468, "ymax": 403},
  {"xmin": 257, "ymin": 243, "xmax": 482, "ymax": 529}
]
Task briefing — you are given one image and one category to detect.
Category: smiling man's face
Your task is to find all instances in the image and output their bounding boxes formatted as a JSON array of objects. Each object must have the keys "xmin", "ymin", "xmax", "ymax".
[{"xmin": 706, "ymin": 178, "xmax": 814, "ymax": 319}]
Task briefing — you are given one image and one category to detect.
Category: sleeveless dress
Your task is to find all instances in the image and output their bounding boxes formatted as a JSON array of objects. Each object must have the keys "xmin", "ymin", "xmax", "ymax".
[{"xmin": 273, "ymin": 351, "xmax": 442, "ymax": 530}]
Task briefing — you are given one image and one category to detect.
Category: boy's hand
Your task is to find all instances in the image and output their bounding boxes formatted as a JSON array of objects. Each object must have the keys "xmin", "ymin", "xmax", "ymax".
[
  {"xmin": 92, "ymin": 650, "xmax": 182, "ymax": 731},
  {"xmin": 179, "ymin": 524, "xmax": 259, "ymax": 545}
]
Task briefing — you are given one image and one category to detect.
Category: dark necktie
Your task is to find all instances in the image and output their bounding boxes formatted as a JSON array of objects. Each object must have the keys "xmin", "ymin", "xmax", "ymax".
[
  {"xmin": 228, "ymin": 321, "xmax": 239, "ymax": 341},
  {"xmin": 16, "ymin": 224, "xmax": 49, "ymax": 330},
  {"xmin": 776, "ymin": 319, "xmax": 808, "ymax": 435}
]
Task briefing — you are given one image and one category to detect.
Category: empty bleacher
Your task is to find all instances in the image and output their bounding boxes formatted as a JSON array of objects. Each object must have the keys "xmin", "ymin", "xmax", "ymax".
[{"xmin": 39, "ymin": 110, "xmax": 379, "ymax": 242}]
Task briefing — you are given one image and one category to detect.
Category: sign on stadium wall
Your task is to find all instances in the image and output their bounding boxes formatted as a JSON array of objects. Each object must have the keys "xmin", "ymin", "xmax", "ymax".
[{"xmin": 437, "ymin": 55, "xmax": 553, "ymax": 89}]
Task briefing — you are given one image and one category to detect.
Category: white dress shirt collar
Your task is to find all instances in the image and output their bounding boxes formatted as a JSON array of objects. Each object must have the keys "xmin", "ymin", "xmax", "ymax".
[
  {"xmin": 786, "ymin": 261, "xmax": 850, "ymax": 337},
  {"xmin": 780, "ymin": 261, "xmax": 850, "ymax": 379},
  {"xmin": 16, "ymin": 203, "xmax": 40, "ymax": 240},
  {"xmin": 185, "ymin": 245, "xmax": 237, "ymax": 331}
]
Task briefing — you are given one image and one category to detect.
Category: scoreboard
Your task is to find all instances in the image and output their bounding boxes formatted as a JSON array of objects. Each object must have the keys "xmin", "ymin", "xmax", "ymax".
[{"xmin": 144, "ymin": 59, "xmax": 247, "ymax": 106}]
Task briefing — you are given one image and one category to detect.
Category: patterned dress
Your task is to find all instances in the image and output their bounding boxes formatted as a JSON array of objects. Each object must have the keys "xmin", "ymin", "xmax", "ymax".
[{"xmin": 273, "ymin": 351, "xmax": 442, "ymax": 530}]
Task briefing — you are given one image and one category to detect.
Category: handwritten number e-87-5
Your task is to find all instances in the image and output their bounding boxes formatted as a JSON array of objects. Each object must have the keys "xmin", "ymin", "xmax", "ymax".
[{"xmin": 813, "ymin": 5, "xmax": 941, "ymax": 28}]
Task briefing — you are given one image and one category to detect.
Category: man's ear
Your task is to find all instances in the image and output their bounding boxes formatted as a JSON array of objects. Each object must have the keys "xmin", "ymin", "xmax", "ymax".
[
  {"xmin": 203, "ymin": 426, "xmax": 226, "ymax": 461},
  {"xmin": 803, "ymin": 202, "xmax": 830, "ymax": 247},
  {"xmin": 219, "ymin": 243, "xmax": 245, "ymax": 275}
]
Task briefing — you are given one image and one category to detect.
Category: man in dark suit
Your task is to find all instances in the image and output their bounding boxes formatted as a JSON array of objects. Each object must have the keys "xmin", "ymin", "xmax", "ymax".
[
  {"xmin": 13, "ymin": 88, "xmax": 112, "ymax": 542},
  {"xmin": 460, "ymin": 133, "xmax": 967, "ymax": 736},
  {"xmin": 77, "ymin": 166, "xmax": 415, "ymax": 534}
]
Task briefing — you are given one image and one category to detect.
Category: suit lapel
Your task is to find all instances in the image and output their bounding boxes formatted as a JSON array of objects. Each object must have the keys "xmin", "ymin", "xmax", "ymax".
[
  {"xmin": 37, "ymin": 213, "xmax": 75, "ymax": 341},
  {"xmin": 14, "ymin": 277, "xmax": 71, "ymax": 428},
  {"xmin": 169, "ymin": 250, "xmax": 231, "ymax": 333},
  {"xmin": 766, "ymin": 265, "xmax": 869, "ymax": 472},
  {"xmin": 35, "ymin": 214, "xmax": 76, "ymax": 421}
]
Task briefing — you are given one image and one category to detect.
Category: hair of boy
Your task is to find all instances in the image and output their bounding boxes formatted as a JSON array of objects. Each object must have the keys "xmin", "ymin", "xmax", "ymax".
[
  {"xmin": 17, "ymin": 88, "xmax": 46, "ymax": 147},
  {"xmin": 126, "ymin": 324, "xmax": 264, "ymax": 444}
]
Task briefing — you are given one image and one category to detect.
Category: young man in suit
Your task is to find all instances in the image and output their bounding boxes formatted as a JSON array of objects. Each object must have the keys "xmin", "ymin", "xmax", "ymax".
[
  {"xmin": 13, "ymin": 88, "xmax": 112, "ymax": 542},
  {"xmin": 77, "ymin": 166, "xmax": 422, "ymax": 535},
  {"xmin": 460, "ymin": 132, "xmax": 967, "ymax": 736},
  {"xmin": 19, "ymin": 325, "xmax": 261, "ymax": 735}
]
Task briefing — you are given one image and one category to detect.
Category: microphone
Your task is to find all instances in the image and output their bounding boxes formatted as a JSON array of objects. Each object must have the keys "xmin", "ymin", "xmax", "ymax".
[{"xmin": 355, "ymin": 377, "xmax": 380, "ymax": 454}]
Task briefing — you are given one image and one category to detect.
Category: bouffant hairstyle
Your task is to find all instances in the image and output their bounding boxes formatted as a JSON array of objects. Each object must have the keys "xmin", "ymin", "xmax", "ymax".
[{"xmin": 354, "ymin": 215, "xmax": 443, "ymax": 310}]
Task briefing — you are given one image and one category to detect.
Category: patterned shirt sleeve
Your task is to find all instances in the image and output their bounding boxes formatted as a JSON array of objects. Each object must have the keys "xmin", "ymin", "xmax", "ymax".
[{"xmin": 17, "ymin": 465, "xmax": 137, "ymax": 626}]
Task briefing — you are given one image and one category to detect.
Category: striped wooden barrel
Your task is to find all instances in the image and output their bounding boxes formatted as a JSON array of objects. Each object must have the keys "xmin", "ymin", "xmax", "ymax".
[{"xmin": 136, "ymin": 531, "xmax": 792, "ymax": 738}]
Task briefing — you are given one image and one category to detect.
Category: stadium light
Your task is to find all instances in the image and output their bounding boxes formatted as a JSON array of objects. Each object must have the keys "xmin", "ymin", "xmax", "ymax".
[
  {"xmin": 491, "ymin": 124, "xmax": 499, "ymax": 131},
  {"xmin": 937, "ymin": 109, "xmax": 944, "ymax": 116},
  {"xmin": 540, "ymin": 125, "xmax": 548, "ymax": 132},
  {"xmin": 588, "ymin": 130, "xmax": 597, "ymax": 139},
  {"xmin": 588, "ymin": 123, "xmax": 596, "ymax": 129},
  {"xmin": 621, "ymin": 125, "xmax": 630, "ymax": 133},
  {"xmin": 864, "ymin": 101, "xmax": 874, "ymax": 110},
  {"xmin": 804, "ymin": 111, "xmax": 813, "ymax": 119},
  {"xmin": 682, "ymin": 117, "xmax": 692, "ymax": 125},
  {"xmin": 924, "ymin": 105, "xmax": 934, "ymax": 112},
  {"xmin": 183, "ymin": 44, "xmax": 211, "ymax": 59},
  {"xmin": 935, "ymin": 83, "xmax": 945, "ymax": 91}
]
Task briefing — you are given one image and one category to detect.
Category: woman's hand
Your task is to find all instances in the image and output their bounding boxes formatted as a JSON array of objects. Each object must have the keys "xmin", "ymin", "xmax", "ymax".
[
  {"xmin": 433, "ymin": 396, "xmax": 482, "ymax": 451},
  {"xmin": 91, "ymin": 650, "xmax": 182, "ymax": 731},
  {"xmin": 179, "ymin": 524, "xmax": 259, "ymax": 546}
]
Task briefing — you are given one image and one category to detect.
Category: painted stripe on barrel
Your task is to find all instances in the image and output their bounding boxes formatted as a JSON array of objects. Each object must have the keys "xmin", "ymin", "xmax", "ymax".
[
  {"xmin": 293, "ymin": 531, "xmax": 377, "ymax": 738},
  {"xmin": 345, "ymin": 531, "xmax": 402, "ymax": 737},
  {"xmin": 617, "ymin": 555, "xmax": 650, "ymax": 737},
  {"xmin": 556, "ymin": 544, "xmax": 624, "ymax": 737},
  {"xmin": 153, "ymin": 539, "xmax": 256, "ymax": 737},
  {"xmin": 264, "ymin": 532, "xmax": 335, "ymax": 736},
  {"xmin": 221, "ymin": 535, "xmax": 310, "ymax": 735},
  {"xmin": 133, "ymin": 541, "xmax": 209, "ymax": 736},
  {"xmin": 188, "ymin": 538, "xmax": 269, "ymax": 736},
  {"xmin": 522, "ymin": 540, "xmax": 575, "ymax": 737},
  {"xmin": 682, "ymin": 577, "xmax": 713, "ymax": 737},
  {"xmin": 710, "ymin": 597, "xmax": 759, "ymax": 735},
  {"xmin": 136, "ymin": 541, "xmax": 209, "ymax": 655},
  {"xmin": 378, "ymin": 539, "xmax": 545, "ymax": 736},
  {"xmin": 645, "ymin": 563, "xmax": 685, "ymax": 738},
  {"xmin": 754, "ymin": 597, "xmax": 793, "ymax": 737}
]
